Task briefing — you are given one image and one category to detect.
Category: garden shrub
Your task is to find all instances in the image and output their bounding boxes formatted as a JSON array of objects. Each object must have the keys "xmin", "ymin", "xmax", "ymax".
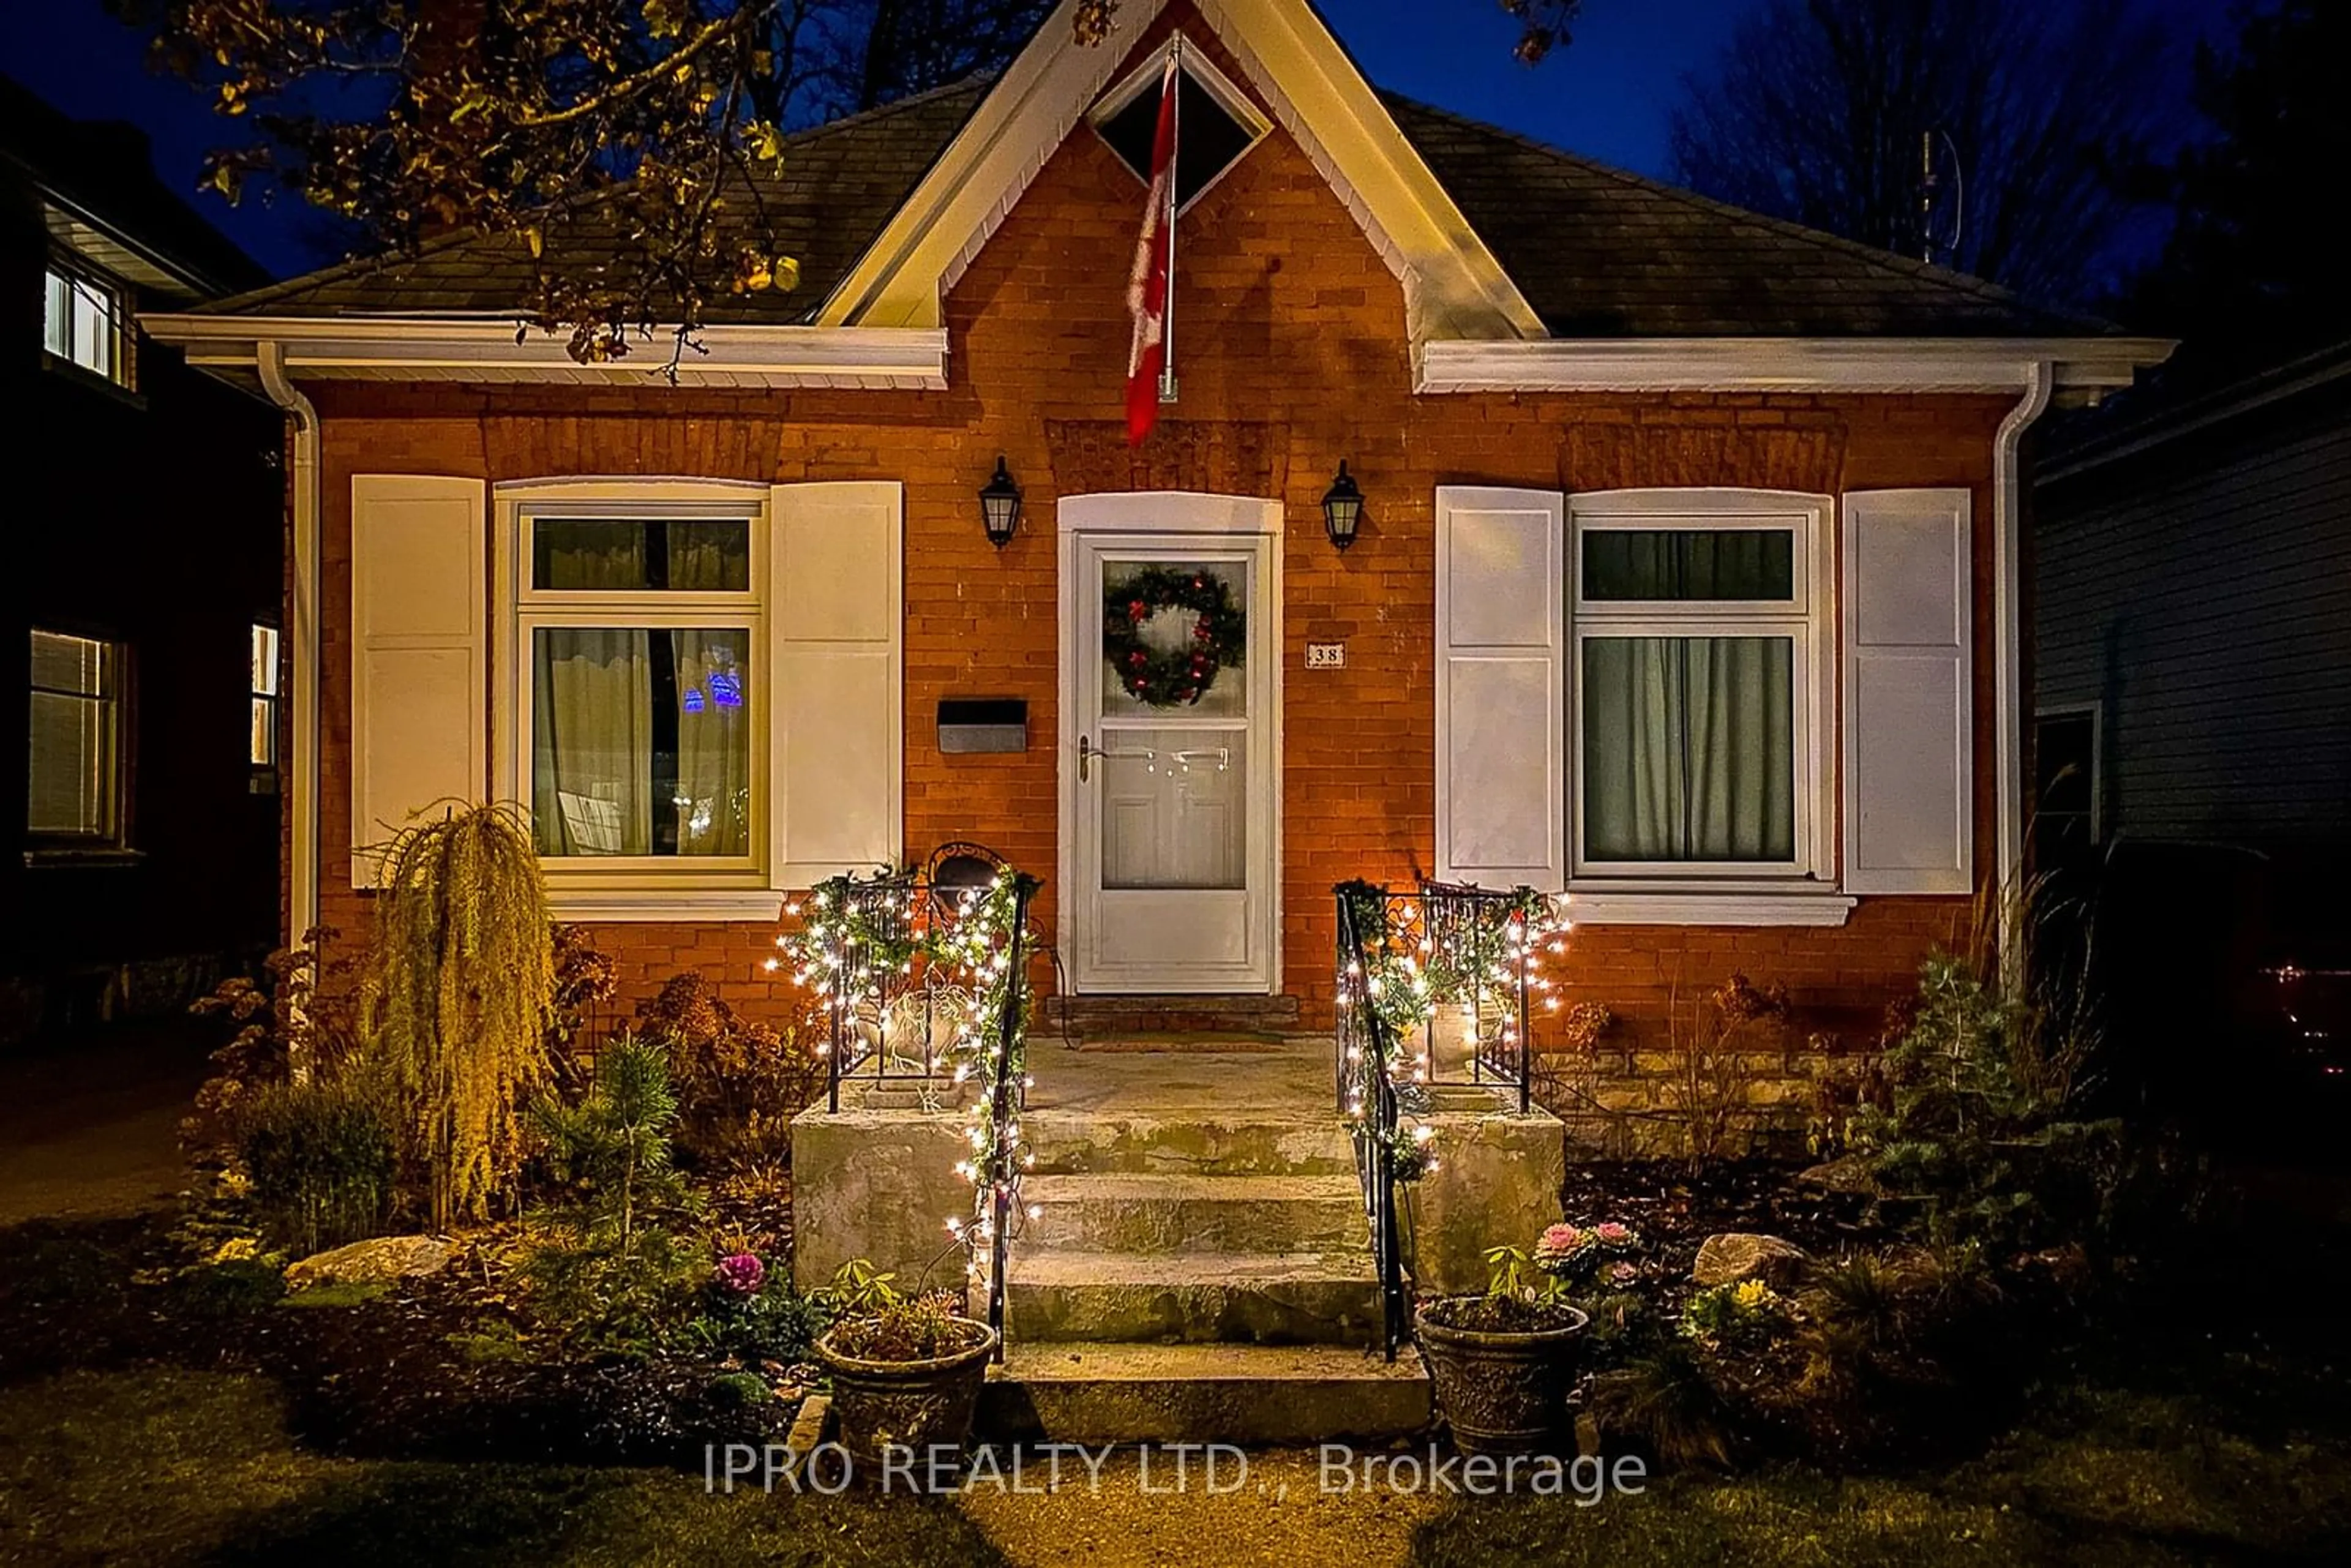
[
  {"xmin": 185, "ymin": 932, "xmax": 361, "ymax": 1164},
  {"xmin": 634, "ymin": 973, "xmax": 821, "ymax": 1169},
  {"xmin": 525, "ymin": 1035, "xmax": 699, "ymax": 1356},
  {"xmin": 236, "ymin": 1069, "xmax": 399, "ymax": 1256}
]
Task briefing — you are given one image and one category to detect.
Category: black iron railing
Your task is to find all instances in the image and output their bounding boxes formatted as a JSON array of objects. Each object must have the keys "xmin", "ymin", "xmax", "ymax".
[
  {"xmin": 982, "ymin": 874, "xmax": 1040, "ymax": 1362},
  {"xmin": 787, "ymin": 850, "xmax": 1039, "ymax": 1364},
  {"xmin": 1335, "ymin": 882, "xmax": 1410, "ymax": 1362}
]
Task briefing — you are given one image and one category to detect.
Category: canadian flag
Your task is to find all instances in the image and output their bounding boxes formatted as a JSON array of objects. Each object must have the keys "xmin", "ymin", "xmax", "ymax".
[{"xmin": 1125, "ymin": 50, "xmax": 1179, "ymax": 446}]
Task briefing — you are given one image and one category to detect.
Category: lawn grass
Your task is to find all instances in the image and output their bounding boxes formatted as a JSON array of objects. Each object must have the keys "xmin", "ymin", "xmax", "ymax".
[
  {"xmin": 1409, "ymin": 1376, "xmax": 2351, "ymax": 1566},
  {"xmin": 0, "ymin": 1368, "xmax": 1010, "ymax": 1567}
]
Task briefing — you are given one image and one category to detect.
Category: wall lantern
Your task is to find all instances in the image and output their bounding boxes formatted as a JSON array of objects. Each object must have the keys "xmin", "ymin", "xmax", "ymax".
[
  {"xmin": 979, "ymin": 457, "xmax": 1023, "ymax": 549},
  {"xmin": 1321, "ymin": 460, "xmax": 1365, "ymax": 550}
]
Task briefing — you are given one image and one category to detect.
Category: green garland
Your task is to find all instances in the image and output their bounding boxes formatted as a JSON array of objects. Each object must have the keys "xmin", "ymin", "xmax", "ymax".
[{"xmin": 1103, "ymin": 566, "xmax": 1246, "ymax": 708}]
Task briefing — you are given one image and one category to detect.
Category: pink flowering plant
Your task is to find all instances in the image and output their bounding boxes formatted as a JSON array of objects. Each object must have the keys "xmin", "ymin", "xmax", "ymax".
[
  {"xmin": 1531, "ymin": 1218, "xmax": 1645, "ymax": 1293},
  {"xmin": 713, "ymin": 1251, "xmax": 766, "ymax": 1296}
]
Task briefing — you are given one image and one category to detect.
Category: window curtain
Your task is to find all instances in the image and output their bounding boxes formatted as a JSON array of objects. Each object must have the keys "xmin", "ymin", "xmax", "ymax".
[
  {"xmin": 531, "ymin": 628, "xmax": 751, "ymax": 858},
  {"xmin": 1583, "ymin": 636, "xmax": 1794, "ymax": 862},
  {"xmin": 533, "ymin": 631, "xmax": 656, "ymax": 855},
  {"xmin": 1583, "ymin": 529, "xmax": 1793, "ymax": 601},
  {"xmin": 670, "ymin": 631, "xmax": 751, "ymax": 857}
]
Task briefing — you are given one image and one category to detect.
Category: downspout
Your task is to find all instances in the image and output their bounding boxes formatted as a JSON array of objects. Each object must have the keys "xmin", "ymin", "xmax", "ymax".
[
  {"xmin": 255, "ymin": 342, "xmax": 321, "ymax": 947},
  {"xmin": 1993, "ymin": 359, "xmax": 2054, "ymax": 965}
]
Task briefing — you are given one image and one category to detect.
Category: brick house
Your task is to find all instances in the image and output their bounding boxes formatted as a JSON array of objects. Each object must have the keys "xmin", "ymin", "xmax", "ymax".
[
  {"xmin": 149, "ymin": 0, "xmax": 2170, "ymax": 1063},
  {"xmin": 3, "ymin": 77, "xmax": 283, "ymax": 1043}
]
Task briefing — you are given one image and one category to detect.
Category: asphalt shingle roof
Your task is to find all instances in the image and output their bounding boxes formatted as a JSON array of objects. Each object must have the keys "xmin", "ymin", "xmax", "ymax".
[{"xmin": 197, "ymin": 77, "xmax": 2107, "ymax": 340}]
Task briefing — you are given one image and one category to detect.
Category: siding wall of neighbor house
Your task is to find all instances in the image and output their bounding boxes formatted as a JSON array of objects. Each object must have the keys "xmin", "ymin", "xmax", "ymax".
[
  {"xmin": 1, "ymin": 200, "xmax": 285, "ymax": 1041},
  {"xmin": 2036, "ymin": 388, "xmax": 2351, "ymax": 853},
  {"xmin": 299, "ymin": 18, "xmax": 2007, "ymax": 1049}
]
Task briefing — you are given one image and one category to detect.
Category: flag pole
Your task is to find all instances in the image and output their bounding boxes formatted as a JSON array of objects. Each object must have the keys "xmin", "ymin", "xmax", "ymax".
[{"xmin": 1160, "ymin": 34, "xmax": 1181, "ymax": 405}]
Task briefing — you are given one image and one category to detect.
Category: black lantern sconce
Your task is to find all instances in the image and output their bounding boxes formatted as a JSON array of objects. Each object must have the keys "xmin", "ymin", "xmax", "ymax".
[
  {"xmin": 1321, "ymin": 460, "xmax": 1365, "ymax": 550},
  {"xmin": 979, "ymin": 457, "xmax": 1023, "ymax": 549}
]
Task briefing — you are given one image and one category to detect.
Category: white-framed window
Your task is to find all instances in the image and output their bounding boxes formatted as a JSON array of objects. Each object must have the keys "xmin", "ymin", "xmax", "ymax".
[
  {"xmin": 498, "ymin": 485, "xmax": 768, "ymax": 896},
  {"xmin": 28, "ymin": 628, "xmax": 126, "ymax": 847},
  {"xmin": 2033, "ymin": 702, "xmax": 2100, "ymax": 858},
  {"xmin": 44, "ymin": 261, "xmax": 130, "ymax": 386},
  {"xmin": 1569, "ymin": 491, "xmax": 1832, "ymax": 883}
]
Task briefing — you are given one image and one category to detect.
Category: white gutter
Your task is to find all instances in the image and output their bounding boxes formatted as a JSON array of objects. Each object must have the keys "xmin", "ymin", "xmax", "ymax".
[
  {"xmin": 1416, "ymin": 336, "xmax": 2173, "ymax": 395},
  {"xmin": 255, "ymin": 342, "xmax": 322, "ymax": 948},
  {"xmin": 143, "ymin": 315, "xmax": 950, "ymax": 390},
  {"xmin": 1994, "ymin": 360, "xmax": 2055, "ymax": 962}
]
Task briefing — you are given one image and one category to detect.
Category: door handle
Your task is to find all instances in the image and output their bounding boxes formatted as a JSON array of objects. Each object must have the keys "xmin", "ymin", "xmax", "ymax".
[{"xmin": 1079, "ymin": 734, "xmax": 1092, "ymax": 784}]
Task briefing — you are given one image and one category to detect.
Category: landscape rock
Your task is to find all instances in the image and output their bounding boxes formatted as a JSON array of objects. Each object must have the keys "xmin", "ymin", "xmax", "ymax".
[
  {"xmin": 284, "ymin": 1235, "xmax": 452, "ymax": 1292},
  {"xmin": 1692, "ymin": 1232, "xmax": 1811, "ymax": 1291},
  {"xmin": 1795, "ymin": 1155, "xmax": 1881, "ymax": 1195}
]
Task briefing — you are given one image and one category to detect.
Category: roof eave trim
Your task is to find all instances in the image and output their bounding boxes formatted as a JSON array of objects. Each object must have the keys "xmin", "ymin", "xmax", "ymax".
[
  {"xmin": 1416, "ymin": 337, "xmax": 2178, "ymax": 394},
  {"xmin": 140, "ymin": 314, "xmax": 950, "ymax": 390}
]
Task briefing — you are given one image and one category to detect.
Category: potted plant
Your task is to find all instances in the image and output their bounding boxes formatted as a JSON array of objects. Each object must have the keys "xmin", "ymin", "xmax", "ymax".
[
  {"xmin": 812, "ymin": 1261, "xmax": 997, "ymax": 1467},
  {"xmin": 1417, "ymin": 1222, "xmax": 1637, "ymax": 1454}
]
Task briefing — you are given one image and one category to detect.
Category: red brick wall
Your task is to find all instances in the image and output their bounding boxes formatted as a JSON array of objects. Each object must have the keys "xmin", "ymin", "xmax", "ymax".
[{"xmin": 301, "ymin": 7, "xmax": 2006, "ymax": 1049}]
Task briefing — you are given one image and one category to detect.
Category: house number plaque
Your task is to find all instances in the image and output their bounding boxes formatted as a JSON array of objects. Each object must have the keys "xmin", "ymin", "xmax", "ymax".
[{"xmin": 1305, "ymin": 642, "xmax": 1347, "ymax": 669}]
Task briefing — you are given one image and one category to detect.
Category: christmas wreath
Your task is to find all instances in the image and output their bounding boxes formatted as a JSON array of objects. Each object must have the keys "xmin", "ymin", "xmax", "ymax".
[{"xmin": 1103, "ymin": 566, "xmax": 1247, "ymax": 707}]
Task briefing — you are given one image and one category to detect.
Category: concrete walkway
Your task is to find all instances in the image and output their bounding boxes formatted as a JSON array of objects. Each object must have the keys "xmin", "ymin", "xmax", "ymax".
[{"xmin": 0, "ymin": 1020, "xmax": 210, "ymax": 1226}]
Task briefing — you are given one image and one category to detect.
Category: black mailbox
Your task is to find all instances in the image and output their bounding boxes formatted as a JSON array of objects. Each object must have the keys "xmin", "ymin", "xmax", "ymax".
[{"xmin": 938, "ymin": 698, "xmax": 1027, "ymax": 754}]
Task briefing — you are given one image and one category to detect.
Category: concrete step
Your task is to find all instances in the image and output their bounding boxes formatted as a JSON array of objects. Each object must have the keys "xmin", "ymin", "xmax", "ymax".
[
  {"xmin": 1004, "ymin": 1248, "xmax": 1382, "ymax": 1346},
  {"xmin": 1041, "ymin": 993, "xmax": 1303, "ymax": 1038},
  {"xmin": 1021, "ymin": 1110, "xmax": 1356, "ymax": 1177},
  {"xmin": 980, "ymin": 1341, "xmax": 1430, "ymax": 1444},
  {"xmin": 1022, "ymin": 1172, "xmax": 1367, "ymax": 1254}
]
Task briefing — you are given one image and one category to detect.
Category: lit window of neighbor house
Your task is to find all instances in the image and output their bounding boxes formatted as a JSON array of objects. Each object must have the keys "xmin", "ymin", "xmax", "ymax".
[
  {"xmin": 28, "ymin": 629, "xmax": 127, "ymax": 847},
  {"xmin": 250, "ymin": 621, "xmax": 281, "ymax": 792},
  {"xmin": 43, "ymin": 263, "xmax": 130, "ymax": 387}
]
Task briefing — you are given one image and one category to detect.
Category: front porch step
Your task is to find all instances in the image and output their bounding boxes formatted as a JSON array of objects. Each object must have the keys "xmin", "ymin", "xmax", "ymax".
[
  {"xmin": 1004, "ymin": 1248, "xmax": 1382, "ymax": 1345},
  {"xmin": 1021, "ymin": 1109, "xmax": 1356, "ymax": 1177},
  {"xmin": 980, "ymin": 1342, "xmax": 1430, "ymax": 1444},
  {"xmin": 1042, "ymin": 994, "xmax": 1302, "ymax": 1040},
  {"xmin": 1021, "ymin": 1173, "xmax": 1365, "ymax": 1254}
]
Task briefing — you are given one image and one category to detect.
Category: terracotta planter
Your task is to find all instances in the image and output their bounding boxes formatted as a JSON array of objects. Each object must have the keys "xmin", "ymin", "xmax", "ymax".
[
  {"xmin": 1416, "ymin": 1299, "xmax": 1589, "ymax": 1455},
  {"xmin": 814, "ymin": 1321, "xmax": 999, "ymax": 1467}
]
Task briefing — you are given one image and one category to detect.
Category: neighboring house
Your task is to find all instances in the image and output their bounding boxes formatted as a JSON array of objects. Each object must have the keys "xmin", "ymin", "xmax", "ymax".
[
  {"xmin": 2033, "ymin": 339, "xmax": 2351, "ymax": 1111},
  {"xmin": 1, "ymin": 78, "xmax": 284, "ymax": 1044},
  {"xmin": 149, "ymin": 0, "xmax": 2170, "ymax": 1055}
]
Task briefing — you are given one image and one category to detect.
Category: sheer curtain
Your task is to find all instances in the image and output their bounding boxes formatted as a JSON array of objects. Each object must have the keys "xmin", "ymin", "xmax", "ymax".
[
  {"xmin": 1583, "ymin": 636, "xmax": 1794, "ymax": 863},
  {"xmin": 533, "ymin": 630, "xmax": 655, "ymax": 855},
  {"xmin": 528, "ymin": 520, "xmax": 752, "ymax": 859}
]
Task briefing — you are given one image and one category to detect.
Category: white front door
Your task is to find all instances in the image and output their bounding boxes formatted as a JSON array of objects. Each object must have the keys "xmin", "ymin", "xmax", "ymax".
[{"xmin": 1062, "ymin": 528, "xmax": 1278, "ymax": 993}]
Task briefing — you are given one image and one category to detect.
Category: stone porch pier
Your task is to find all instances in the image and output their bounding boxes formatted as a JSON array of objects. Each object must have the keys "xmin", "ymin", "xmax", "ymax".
[{"xmin": 791, "ymin": 1037, "xmax": 1564, "ymax": 1444}]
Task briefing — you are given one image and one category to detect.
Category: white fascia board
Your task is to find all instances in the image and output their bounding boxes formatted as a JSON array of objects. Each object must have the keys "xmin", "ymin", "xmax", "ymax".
[
  {"xmin": 141, "ymin": 313, "xmax": 950, "ymax": 389},
  {"xmin": 1416, "ymin": 337, "xmax": 2177, "ymax": 395}
]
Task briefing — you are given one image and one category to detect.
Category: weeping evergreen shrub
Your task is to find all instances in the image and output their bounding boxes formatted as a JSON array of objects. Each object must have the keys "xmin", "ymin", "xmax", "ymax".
[{"xmin": 361, "ymin": 801, "xmax": 555, "ymax": 1229}]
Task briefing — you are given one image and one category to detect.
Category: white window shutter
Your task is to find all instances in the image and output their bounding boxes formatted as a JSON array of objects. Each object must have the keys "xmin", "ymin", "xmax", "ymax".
[
  {"xmin": 1435, "ymin": 486, "xmax": 1567, "ymax": 891},
  {"xmin": 349, "ymin": 475, "xmax": 487, "ymax": 887},
  {"xmin": 771, "ymin": 481, "xmax": 903, "ymax": 886},
  {"xmin": 1842, "ymin": 489, "xmax": 1973, "ymax": 894}
]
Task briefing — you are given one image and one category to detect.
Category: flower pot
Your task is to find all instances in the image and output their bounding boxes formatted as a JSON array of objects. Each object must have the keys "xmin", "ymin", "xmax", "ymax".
[
  {"xmin": 1416, "ymin": 1299, "xmax": 1589, "ymax": 1455},
  {"xmin": 814, "ymin": 1320, "xmax": 999, "ymax": 1468}
]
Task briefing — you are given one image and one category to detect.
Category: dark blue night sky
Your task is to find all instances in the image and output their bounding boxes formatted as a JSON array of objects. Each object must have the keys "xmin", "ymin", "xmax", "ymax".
[{"xmin": 0, "ymin": 0, "xmax": 2241, "ymax": 282}]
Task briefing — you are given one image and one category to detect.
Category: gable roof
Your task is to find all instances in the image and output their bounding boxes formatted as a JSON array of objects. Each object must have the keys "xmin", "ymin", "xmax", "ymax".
[
  {"xmin": 190, "ymin": 78, "xmax": 988, "ymax": 323},
  {"xmin": 1389, "ymin": 99, "xmax": 2101, "ymax": 340},
  {"xmin": 174, "ymin": 0, "xmax": 2159, "ymax": 395},
  {"xmin": 1, "ymin": 74, "xmax": 268, "ymax": 301}
]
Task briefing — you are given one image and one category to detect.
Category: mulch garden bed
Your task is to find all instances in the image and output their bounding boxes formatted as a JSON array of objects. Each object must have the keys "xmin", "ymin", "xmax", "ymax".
[{"xmin": 0, "ymin": 1214, "xmax": 806, "ymax": 1471}]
